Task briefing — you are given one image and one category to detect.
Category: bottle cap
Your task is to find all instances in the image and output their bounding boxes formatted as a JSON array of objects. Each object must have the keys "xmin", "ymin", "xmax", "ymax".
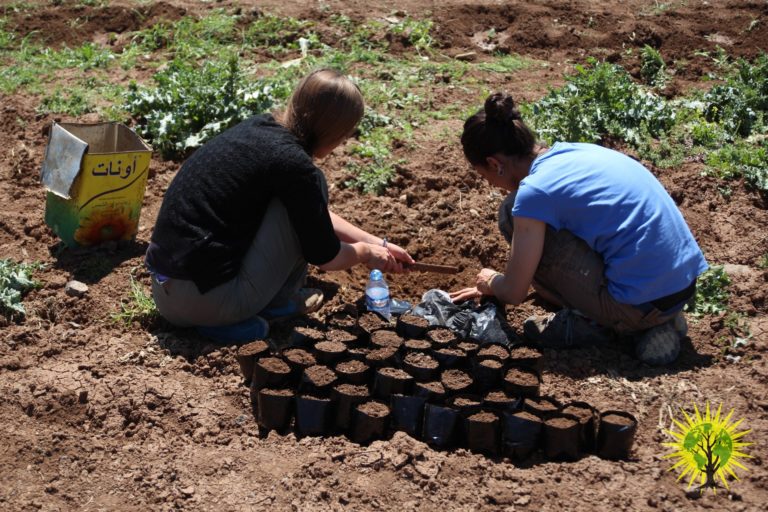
[{"xmin": 369, "ymin": 269, "xmax": 383, "ymax": 281}]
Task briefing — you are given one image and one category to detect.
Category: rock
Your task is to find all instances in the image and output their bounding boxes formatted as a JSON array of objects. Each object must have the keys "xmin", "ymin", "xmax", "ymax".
[
  {"xmin": 456, "ymin": 51, "xmax": 477, "ymax": 61},
  {"xmin": 180, "ymin": 486, "xmax": 195, "ymax": 497},
  {"xmin": 65, "ymin": 280, "xmax": 88, "ymax": 297}
]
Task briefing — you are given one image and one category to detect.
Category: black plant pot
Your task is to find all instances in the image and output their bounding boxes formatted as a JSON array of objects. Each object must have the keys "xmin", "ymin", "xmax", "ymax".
[
  {"xmin": 422, "ymin": 403, "xmax": 460, "ymax": 448},
  {"xmin": 543, "ymin": 413, "xmax": 581, "ymax": 461},
  {"xmin": 466, "ymin": 411, "xmax": 500, "ymax": 455},
  {"xmin": 390, "ymin": 394, "xmax": 427, "ymax": 439},
  {"xmin": 396, "ymin": 313, "xmax": 430, "ymax": 339},
  {"xmin": 294, "ymin": 395, "xmax": 333, "ymax": 437},
  {"xmin": 431, "ymin": 347, "xmax": 468, "ymax": 369},
  {"xmin": 373, "ymin": 367, "xmax": 414, "ymax": 399},
  {"xmin": 596, "ymin": 410, "xmax": 638, "ymax": 460},
  {"xmin": 484, "ymin": 390, "xmax": 522, "ymax": 413},
  {"xmin": 561, "ymin": 401, "xmax": 598, "ymax": 452},
  {"xmin": 314, "ymin": 340, "xmax": 348, "ymax": 366},
  {"xmin": 401, "ymin": 352, "xmax": 439, "ymax": 382},
  {"xmin": 472, "ymin": 358, "xmax": 505, "ymax": 392},
  {"xmin": 331, "ymin": 384, "xmax": 370, "ymax": 431},
  {"xmin": 334, "ymin": 359, "xmax": 371, "ymax": 386},
  {"xmin": 507, "ymin": 343, "xmax": 544, "ymax": 371},
  {"xmin": 288, "ymin": 326, "xmax": 326, "ymax": 348},
  {"xmin": 502, "ymin": 367, "xmax": 541, "ymax": 398},
  {"xmin": 236, "ymin": 340, "xmax": 270, "ymax": 385},
  {"xmin": 257, "ymin": 388, "xmax": 294, "ymax": 432},
  {"xmin": 300, "ymin": 365, "xmax": 337, "ymax": 397},
  {"xmin": 501, "ymin": 409, "xmax": 542, "ymax": 461},
  {"xmin": 523, "ymin": 396, "xmax": 562, "ymax": 420},
  {"xmin": 350, "ymin": 401, "xmax": 390, "ymax": 444},
  {"xmin": 413, "ymin": 381, "xmax": 446, "ymax": 403},
  {"xmin": 252, "ymin": 357, "xmax": 292, "ymax": 392}
]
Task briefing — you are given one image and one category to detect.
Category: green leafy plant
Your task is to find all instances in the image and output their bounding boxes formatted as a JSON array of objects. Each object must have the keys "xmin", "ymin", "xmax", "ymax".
[
  {"xmin": 388, "ymin": 17, "xmax": 433, "ymax": 52},
  {"xmin": 640, "ymin": 44, "xmax": 668, "ymax": 88},
  {"xmin": 0, "ymin": 259, "xmax": 41, "ymax": 319},
  {"xmin": 687, "ymin": 266, "xmax": 731, "ymax": 317},
  {"xmin": 703, "ymin": 54, "xmax": 768, "ymax": 137},
  {"xmin": 126, "ymin": 56, "xmax": 278, "ymax": 159},
  {"xmin": 705, "ymin": 138, "xmax": 768, "ymax": 196},
  {"xmin": 528, "ymin": 58, "xmax": 675, "ymax": 147},
  {"xmin": 112, "ymin": 274, "xmax": 158, "ymax": 326},
  {"xmin": 38, "ymin": 87, "xmax": 93, "ymax": 115}
]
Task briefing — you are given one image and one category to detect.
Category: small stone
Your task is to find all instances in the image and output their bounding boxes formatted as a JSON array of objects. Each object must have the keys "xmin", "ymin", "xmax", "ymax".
[
  {"xmin": 455, "ymin": 51, "xmax": 477, "ymax": 61},
  {"xmin": 180, "ymin": 486, "xmax": 195, "ymax": 497},
  {"xmin": 514, "ymin": 495, "xmax": 530, "ymax": 506},
  {"xmin": 65, "ymin": 280, "xmax": 88, "ymax": 297}
]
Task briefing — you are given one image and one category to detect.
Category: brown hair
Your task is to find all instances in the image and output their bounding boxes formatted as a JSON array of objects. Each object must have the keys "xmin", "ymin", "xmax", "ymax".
[
  {"xmin": 460, "ymin": 93, "xmax": 536, "ymax": 166},
  {"xmin": 281, "ymin": 68, "xmax": 364, "ymax": 155}
]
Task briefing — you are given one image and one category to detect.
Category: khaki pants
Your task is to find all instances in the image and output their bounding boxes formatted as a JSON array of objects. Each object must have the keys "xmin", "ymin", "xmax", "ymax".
[
  {"xmin": 151, "ymin": 199, "xmax": 307, "ymax": 327},
  {"xmin": 498, "ymin": 193, "xmax": 675, "ymax": 334}
]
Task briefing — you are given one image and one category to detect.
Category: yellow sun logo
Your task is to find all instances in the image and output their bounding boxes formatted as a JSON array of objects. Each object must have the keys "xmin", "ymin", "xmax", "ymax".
[{"xmin": 663, "ymin": 402, "xmax": 752, "ymax": 493}]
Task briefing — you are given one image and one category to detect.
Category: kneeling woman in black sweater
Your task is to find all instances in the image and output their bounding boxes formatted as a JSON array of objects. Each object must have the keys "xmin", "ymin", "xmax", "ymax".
[{"xmin": 146, "ymin": 69, "xmax": 413, "ymax": 342}]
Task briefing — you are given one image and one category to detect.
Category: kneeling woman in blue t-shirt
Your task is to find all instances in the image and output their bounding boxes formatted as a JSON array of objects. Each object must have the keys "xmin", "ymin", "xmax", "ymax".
[{"xmin": 450, "ymin": 93, "xmax": 708, "ymax": 365}]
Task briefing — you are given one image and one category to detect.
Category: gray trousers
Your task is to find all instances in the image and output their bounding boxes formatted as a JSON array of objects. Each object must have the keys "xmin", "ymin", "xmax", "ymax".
[
  {"xmin": 152, "ymin": 199, "xmax": 307, "ymax": 327},
  {"xmin": 498, "ymin": 193, "xmax": 675, "ymax": 334}
]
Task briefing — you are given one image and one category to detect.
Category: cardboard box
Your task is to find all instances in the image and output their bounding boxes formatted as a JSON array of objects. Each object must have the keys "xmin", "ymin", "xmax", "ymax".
[{"xmin": 40, "ymin": 122, "xmax": 152, "ymax": 247}]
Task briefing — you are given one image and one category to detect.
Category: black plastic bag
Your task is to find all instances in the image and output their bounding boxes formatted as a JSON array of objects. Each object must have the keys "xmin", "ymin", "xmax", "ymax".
[{"xmin": 410, "ymin": 289, "xmax": 511, "ymax": 346}]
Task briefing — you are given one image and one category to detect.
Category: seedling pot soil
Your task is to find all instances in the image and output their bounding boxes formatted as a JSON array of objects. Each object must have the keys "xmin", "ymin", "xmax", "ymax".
[
  {"xmin": 477, "ymin": 344, "xmax": 510, "ymax": 363},
  {"xmin": 423, "ymin": 403, "xmax": 460, "ymax": 448},
  {"xmin": 358, "ymin": 311, "xmax": 391, "ymax": 337},
  {"xmin": 300, "ymin": 365, "xmax": 337, "ymax": 396},
  {"xmin": 484, "ymin": 390, "xmax": 521, "ymax": 412},
  {"xmin": 472, "ymin": 358, "xmax": 505, "ymax": 392},
  {"xmin": 396, "ymin": 313, "xmax": 430, "ymax": 339},
  {"xmin": 326, "ymin": 310, "xmax": 360, "ymax": 334},
  {"xmin": 236, "ymin": 340, "xmax": 270, "ymax": 384},
  {"xmin": 365, "ymin": 346, "xmax": 399, "ymax": 368},
  {"xmin": 502, "ymin": 410, "xmax": 543, "ymax": 460},
  {"xmin": 370, "ymin": 329, "xmax": 404, "ymax": 349},
  {"xmin": 431, "ymin": 347, "xmax": 468, "ymax": 369},
  {"xmin": 543, "ymin": 414, "xmax": 581, "ymax": 461},
  {"xmin": 374, "ymin": 367, "xmax": 414, "ymax": 398},
  {"xmin": 441, "ymin": 369, "xmax": 474, "ymax": 395},
  {"xmin": 252, "ymin": 357, "xmax": 291, "ymax": 392},
  {"xmin": 257, "ymin": 388, "xmax": 294, "ymax": 432},
  {"xmin": 596, "ymin": 410, "xmax": 638, "ymax": 460},
  {"xmin": 457, "ymin": 341, "xmax": 480, "ymax": 357},
  {"xmin": 426, "ymin": 327, "xmax": 458, "ymax": 347},
  {"xmin": 331, "ymin": 383, "xmax": 369, "ymax": 431},
  {"xmin": 350, "ymin": 401, "xmax": 390, "ymax": 444},
  {"xmin": 282, "ymin": 348, "xmax": 316, "ymax": 377},
  {"xmin": 346, "ymin": 346, "xmax": 371, "ymax": 362},
  {"xmin": 390, "ymin": 394, "xmax": 427, "ymax": 439},
  {"xmin": 413, "ymin": 381, "xmax": 446, "ymax": 403},
  {"xmin": 334, "ymin": 359, "xmax": 370, "ymax": 385},
  {"xmin": 295, "ymin": 395, "xmax": 333, "ymax": 437},
  {"xmin": 401, "ymin": 352, "xmax": 439, "ymax": 381},
  {"xmin": 524, "ymin": 396, "xmax": 562, "ymax": 419},
  {"xmin": 561, "ymin": 401, "xmax": 597, "ymax": 451},
  {"xmin": 466, "ymin": 411, "xmax": 500, "ymax": 455},
  {"xmin": 314, "ymin": 340, "xmax": 348, "ymax": 365},
  {"xmin": 503, "ymin": 367, "xmax": 540, "ymax": 398},
  {"xmin": 450, "ymin": 394, "xmax": 484, "ymax": 416},
  {"xmin": 402, "ymin": 339, "xmax": 432, "ymax": 353},
  {"xmin": 508, "ymin": 344, "xmax": 544, "ymax": 371},
  {"xmin": 289, "ymin": 326, "xmax": 326, "ymax": 348},
  {"xmin": 325, "ymin": 329, "xmax": 359, "ymax": 345}
]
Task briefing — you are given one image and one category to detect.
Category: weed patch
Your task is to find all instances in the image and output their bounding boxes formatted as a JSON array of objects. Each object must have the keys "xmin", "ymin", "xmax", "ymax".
[
  {"xmin": 113, "ymin": 274, "xmax": 158, "ymax": 326},
  {"xmin": 687, "ymin": 266, "xmax": 731, "ymax": 317},
  {"xmin": 0, "ymin": 259, "xmax": 41, "ymax": 320}
]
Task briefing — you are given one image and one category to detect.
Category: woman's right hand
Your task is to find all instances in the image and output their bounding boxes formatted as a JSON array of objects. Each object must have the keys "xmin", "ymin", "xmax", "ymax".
[{"xmin": 363, "ymin": 243, "xmax": 400, "ymax": 272}]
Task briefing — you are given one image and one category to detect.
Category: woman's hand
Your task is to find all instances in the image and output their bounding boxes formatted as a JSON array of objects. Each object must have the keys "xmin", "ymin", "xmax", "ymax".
[
  {"xmin": 364, "ymin": 243, "xmax": 399, "ymax": 272},
  {"xmin": 476, "ymin": 268, "xmax": 502, "ymax": 295},
  {"xmin": 449, "ymin": 286, "xmax": 483, "ymax": 303},
  {"xmin": 384, "ymin": 241, "xmax": 415, "ymax": 273}
]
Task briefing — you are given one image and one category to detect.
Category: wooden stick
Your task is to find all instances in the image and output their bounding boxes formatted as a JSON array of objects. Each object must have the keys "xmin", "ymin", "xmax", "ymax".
[{"xmin": 406, "ymin": 262, "xmax": 460, "ymax": 274}]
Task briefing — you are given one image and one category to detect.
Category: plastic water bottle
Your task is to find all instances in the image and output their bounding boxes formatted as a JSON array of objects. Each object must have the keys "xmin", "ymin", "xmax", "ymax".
[{"xmin": 365, "ymin": 269, "xmax": 391, "ymax": 320}]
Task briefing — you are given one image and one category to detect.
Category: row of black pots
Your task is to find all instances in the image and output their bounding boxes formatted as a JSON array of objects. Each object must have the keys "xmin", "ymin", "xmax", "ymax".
[{"xmin": 254, "ymin": 386, "xmax": 637, "ymax": 460}]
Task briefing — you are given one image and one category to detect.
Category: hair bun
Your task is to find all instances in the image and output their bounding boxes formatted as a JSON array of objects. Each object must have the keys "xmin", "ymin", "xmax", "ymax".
[{"xmin": 484, "ymin": 93, "xmax": 522, "ymax": 125}]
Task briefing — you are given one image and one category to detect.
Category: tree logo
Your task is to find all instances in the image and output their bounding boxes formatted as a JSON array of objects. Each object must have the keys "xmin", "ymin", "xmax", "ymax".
[{"xmin": 663, "ymin": 402, "xmax": 752, "ymax": 493}]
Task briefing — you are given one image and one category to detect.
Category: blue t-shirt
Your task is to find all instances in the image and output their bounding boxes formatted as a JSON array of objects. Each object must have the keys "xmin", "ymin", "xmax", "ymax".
[{"xmin": 512, "ymin": 142, "xmax": 708, "ymax": 305}]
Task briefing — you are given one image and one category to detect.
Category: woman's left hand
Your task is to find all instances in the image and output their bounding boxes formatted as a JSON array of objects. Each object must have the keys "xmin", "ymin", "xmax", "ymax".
[
  {"xmin": 449, "ymin": 286, "xmax": 482, "ymax": 303},
  {"xmin": 385, "ymin": 241, "xmax": 415, "ymax": 273}
]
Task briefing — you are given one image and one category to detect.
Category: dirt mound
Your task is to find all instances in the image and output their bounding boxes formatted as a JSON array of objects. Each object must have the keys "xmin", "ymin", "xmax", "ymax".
[{"xmin": 9, "ymin": 1, "xmax": 186, "ymax": 47}]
